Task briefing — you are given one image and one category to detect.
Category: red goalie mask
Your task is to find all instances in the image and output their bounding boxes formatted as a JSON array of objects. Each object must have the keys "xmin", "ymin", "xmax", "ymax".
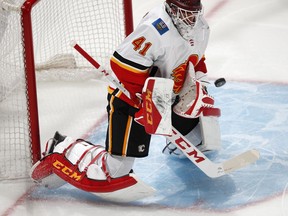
[{"xmin": 166, "ymin": 0, "xmax": 202, "ymax": 12}]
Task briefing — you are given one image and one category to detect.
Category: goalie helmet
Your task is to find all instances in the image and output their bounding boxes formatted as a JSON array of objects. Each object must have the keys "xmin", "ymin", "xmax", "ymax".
[{"xmin": 165, "ymin": 0, "xmax": 203, "ymax": 41}]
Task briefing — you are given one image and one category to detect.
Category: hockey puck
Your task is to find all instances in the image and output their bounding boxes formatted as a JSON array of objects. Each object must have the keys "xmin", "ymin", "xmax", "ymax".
[{"xmin": 214, "ymin": 78, "xmax": 226, "ymax": 87}]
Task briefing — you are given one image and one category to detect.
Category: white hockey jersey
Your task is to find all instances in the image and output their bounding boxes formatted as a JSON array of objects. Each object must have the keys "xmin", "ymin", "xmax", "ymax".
[{"xmin": 110, "ymin": 3, "xmax": 210, "ymax": 107}]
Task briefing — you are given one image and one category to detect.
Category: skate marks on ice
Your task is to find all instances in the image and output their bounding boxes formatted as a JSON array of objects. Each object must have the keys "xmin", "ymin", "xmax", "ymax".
[{"xmin": 30, "ymin": 81, "xmax": 288, "ymax": 212}]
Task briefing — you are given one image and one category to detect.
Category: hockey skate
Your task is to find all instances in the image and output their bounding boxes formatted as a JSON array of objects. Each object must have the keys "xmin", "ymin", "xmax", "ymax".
[
  {"xmin": 162, "ymin": 140, "xmax": 212, "ymax": 159},
  {"xmin": 30, "ymin": 131, "xmax": 67, "ymax": 188},
  {"xmin": 162, "ymin": 141, "xmax": 187, "ymax": 158},
  {"xmin": 162, "ymin": 117, "xmax": 221, "ymax": 158},
  {"xmin": 44, "ymin": 131, "xmax": 66, "ymax": 156}
]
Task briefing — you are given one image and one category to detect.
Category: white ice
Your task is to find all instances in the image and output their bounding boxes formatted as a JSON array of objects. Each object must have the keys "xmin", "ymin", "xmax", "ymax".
[{"xmin": 1, "ymin": 0, "xmax": 288, "ymax": 215}]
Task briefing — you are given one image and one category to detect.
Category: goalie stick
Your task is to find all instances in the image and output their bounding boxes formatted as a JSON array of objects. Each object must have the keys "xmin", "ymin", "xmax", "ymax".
[
  {"xmin": 71, "ymin": 42, "xmax": 260, "ymax": 178},
  {"xmin": 70, "ymin": 41, "xmax": 137, "ymax": 104},
  {"xmin": 168, "ymin": 127, "xmax": 259, "ymax": 178}
]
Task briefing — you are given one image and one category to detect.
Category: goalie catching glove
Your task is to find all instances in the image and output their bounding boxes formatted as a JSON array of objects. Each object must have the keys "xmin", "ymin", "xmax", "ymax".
[{"xmin": 173, "ymin": 61, "xmax": 220, "ymax": 118}]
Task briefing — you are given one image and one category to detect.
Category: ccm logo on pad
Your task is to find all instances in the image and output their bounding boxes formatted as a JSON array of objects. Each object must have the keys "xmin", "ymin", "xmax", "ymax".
[{"xmin": 53, "ymin": 159, "xmax": 82, "ymax": 181}]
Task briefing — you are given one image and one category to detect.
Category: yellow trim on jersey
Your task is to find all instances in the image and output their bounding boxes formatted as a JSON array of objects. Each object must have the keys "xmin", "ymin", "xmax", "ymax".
[
  {"xmin": 107, "ymin": 94, "xmax": 116, "ymax": 154},
  {"xmin": 107, "ymin": 93, "xmax": 134, "ymax": 156},
  {"xmin": 111, "ymin": 56, "xmax": 149, "ymax": 74},
  {"xmin": 107, "ymin": 86, "xmax": 123, "ymax": 97},
  {"xmin": 122, "ymin": 116, "xmax": 133, "ymax": 156}
]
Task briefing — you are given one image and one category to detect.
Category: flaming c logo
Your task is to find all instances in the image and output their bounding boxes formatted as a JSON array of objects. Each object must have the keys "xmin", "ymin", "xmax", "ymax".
[
  {"xmin": 172, "ymin": 55, "xmax": 199, "ymax": 94},
  {"xmin": 172, "ymin": 61, "xmax": 187, "ymax": 94}
]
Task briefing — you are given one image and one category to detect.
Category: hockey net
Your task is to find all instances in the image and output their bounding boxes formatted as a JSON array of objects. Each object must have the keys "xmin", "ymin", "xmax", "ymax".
[{"xmin": 0, "ymin": 0, "xmax": 133, "ymax": 179}]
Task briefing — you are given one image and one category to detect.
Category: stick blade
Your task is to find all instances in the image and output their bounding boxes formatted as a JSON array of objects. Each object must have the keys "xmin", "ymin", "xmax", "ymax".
[{"xmin": 222, "ymin": 149, "xmax": 260, "ymax": 174}]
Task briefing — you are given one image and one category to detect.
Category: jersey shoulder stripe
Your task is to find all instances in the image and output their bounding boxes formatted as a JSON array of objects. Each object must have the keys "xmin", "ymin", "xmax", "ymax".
[
  {"xmin": 113, "ymin": 51, "xmax": 148, "ymax": 70},
  {"xmin": 112, "ymin": 51, "xmax": 149, "ymax": 74}
]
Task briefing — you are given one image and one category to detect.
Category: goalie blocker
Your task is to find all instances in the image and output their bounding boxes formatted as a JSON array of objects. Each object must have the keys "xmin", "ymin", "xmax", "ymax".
[{"xmin": 134, "ymin": 77, "xmax": 174, "ymax": 135}]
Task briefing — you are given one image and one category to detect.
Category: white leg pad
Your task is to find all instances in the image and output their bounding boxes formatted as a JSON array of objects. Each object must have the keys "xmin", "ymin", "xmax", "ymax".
[
  {"xmin": 199, "ymin": 115, "xmax": 221, "ymax": 151},
  {"xmin": 184, "ymin": 123, "xmax": 202, "ymax": 145}
]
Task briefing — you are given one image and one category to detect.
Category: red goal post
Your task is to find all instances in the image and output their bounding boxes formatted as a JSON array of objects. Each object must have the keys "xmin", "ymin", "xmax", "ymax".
[{"xmin": 0, "ymin": 0, "xmax": 133, "ymax": 179}]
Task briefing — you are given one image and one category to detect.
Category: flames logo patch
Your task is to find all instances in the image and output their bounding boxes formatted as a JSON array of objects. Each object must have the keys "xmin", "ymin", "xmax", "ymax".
[
  {"xmin": 172, "ymin": 55, "xmax": 199, "ymax": 94},
  {"xmin": 172, "ymin": 61, "xmax": 188, "ymax": 94}
]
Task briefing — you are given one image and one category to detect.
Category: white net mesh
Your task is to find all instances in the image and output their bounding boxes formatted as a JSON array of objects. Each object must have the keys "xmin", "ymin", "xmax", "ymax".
[{"xmin": 0, "ymin": 0, "xmax": 129, "ymax": 179}]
